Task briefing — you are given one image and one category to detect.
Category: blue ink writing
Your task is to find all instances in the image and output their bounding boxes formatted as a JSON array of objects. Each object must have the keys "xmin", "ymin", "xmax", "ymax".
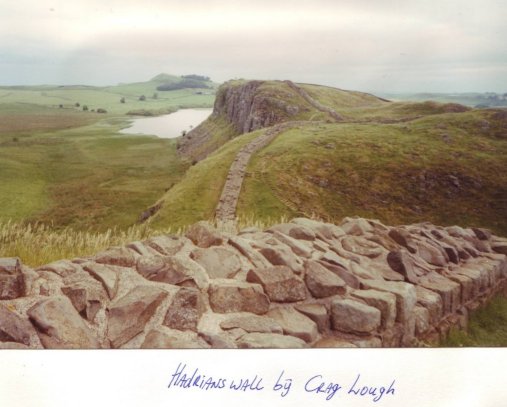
[
  {"xmin": 229, "ymin": 375, "xmax": 264, "ymax": 392},
  {"xmin": 347, "ymin": 374, "xmax": 396, "ymax": 403},
  {"xmin": 273, "ymin": 370, "xmax": 293, "ymax": 397},
  {"xmin": 304, "ymin": 374, "xmax": 342, "ymax": 401},
  {"xmin": 168, "ymin": 363, "xmax": 227, "ymax": 391}
]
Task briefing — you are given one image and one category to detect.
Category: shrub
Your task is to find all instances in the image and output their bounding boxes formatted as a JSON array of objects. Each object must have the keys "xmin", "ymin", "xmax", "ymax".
[
  {"xmin": 157, "ymin": 79, "xmax": 210, "ymax": 91},
  {"xmin": 97, "ymin": 108, "xmax": 107, "ymax": 114},
  {"xmin": 139, "ymin": 95, "xmax": 146, "ymax": 101},
  {"xmin": 82, "ymin": 105, "xmax": 89, "ymax": 111},
  {"xmin": 75, "ymin": 102, "xmax": 80, "ymax": 107},
  {"xmin": 120, "ymin": 97, "xmax": 126, "ymax": 103}
]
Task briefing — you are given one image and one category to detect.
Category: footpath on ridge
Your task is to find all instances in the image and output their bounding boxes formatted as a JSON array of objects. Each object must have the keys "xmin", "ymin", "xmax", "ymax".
[{"xmin": 215, "ymin": 123, "xmax": 292, "ymax": 222}]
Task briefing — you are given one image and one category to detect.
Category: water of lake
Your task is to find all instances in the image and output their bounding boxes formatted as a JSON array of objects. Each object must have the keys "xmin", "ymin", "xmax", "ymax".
[{"xmin": 120, "ymin": 108, "xmax": 213, "ymax": 138}]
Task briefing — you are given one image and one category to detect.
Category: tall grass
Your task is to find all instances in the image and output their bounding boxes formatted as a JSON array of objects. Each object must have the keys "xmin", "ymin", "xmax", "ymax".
[
  {"xmin": 0, "ymin": 220, "xmax": 177, "ymax": 266},
  {"xmin": 0, "ymin": 216, "xmax": 290, "ymax": 267}
]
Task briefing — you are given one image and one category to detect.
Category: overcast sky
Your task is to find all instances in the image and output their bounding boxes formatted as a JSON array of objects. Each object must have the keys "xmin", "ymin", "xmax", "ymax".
[{"xmin": 1, "ymin": 0, "xmax": 506, "ymax": 92}]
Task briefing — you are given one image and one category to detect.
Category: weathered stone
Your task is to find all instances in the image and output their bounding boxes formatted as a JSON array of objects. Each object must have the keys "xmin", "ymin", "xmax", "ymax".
[
  {"xmin": 341, "ymin": 236, "xmax": 383, "ymax": 258},
  {"xmin": 146, "ymin": 235, "xmax": 186, "ymax": 256},
  {"xmin": 472, "ymin": 227, "xmax": 492, "ymax": 241},
  {"xmin": 270, "ymin": 230, "xmax": 313, "ymax": 257},
  {"xmin": 388, "ymin": 229, "xmax": 417, "ymax": 253},
  {"xmin": 319, "ymin": 251, "xmax": 348, "ymax": 269},
  {"xmin": 36, "ymin": 259, "xmax": 81, "ymax": 278},
  {"xmin": 349, "ymin": 262, "xmax": 383, "ymax": 280},
  {"xmin": 314, "ymin": 338, "xmax": 357, "ymax": 348},
  {"xmin": 220, "ymin": 314, "xmax": 283, "ymax": 334},
  {"xmin": 246, "ymin": 266, "xmax": 306, "ymax": 302},
  {"xmin": 268, "ymin": 223, "xmax": 316, "ymax": 241},
  {"xmin": 126, "ymin": 241, "xmax": 160, "ymax": 257},
  {"xmin": 61, "ymin": 279, "xmax": 107, "ymax": 321},
  {"xmin": 196, "ymin": 312, "xmax": 238, "ymax": 348},
  {"xmin": 295, "ymin": 304, "xmax": 329, "ymax": 332},
  {"xmin": 331, "ymin": 299, "xmax": 381, "ymax": 334},
  {"xmin": 492, "ymin": 244, "xmax": 507, "ymax": 256},
  {"xmin": 416, "ymin": 241, "xmax": 448, "ymax": 267},
  {"xmin": 360, "ymin": 279, "xmax": 417, "ymax": 324},
  {"xmin": 190, "ymin": 247, "xmax": 242, "ymax": 279},
  {"xmin": 415, "ymin": 286, "xmax": 443, "ymax": 325},
  {"xmin": 304, "ymin": 260, "xmax": 346, "ymax": 298},
  {"xmin": 228, "ymin": 236, "xmax": 272, "ymax": 268},
  {"xmin": 318, "ymin": 260, "xmax": 360, "ymax": 288},
  {"xmin": 236, "ymin": 332, "xmax": 306, "ymax": 348},
  {"xmin": 208, "ymin": 280, "xmax": 270, "ymax": 314},
  {"xmin": 0, "ymin": 258, "xmax": 26, "ymax": 300},
  {"xmin": 351, "ymin": 336, "xmax": 383, "ymax": 348},
  {"xmin": 185, "ymin": 221, "xmax": 223, "ymax": 248},
  {"xmin": 0, "ymin": 257, "xmax": 21, "ymax": 273},
  {"xmin": 136, "ymin": 255, "xmax": 207, "ymax": 289},
  {"xmin": 414, "ymin": 306, "xmax": 430, "ymax": 336},
  {"xmin": 267, "ymin": 307, "xmax": 319, "ymax": 343},
  {"xmin": 444, "ymin": 272, "xmax": 474, "ymax": 303},
  {"xmin": 83, "ymin": 262, "xmax": 119, "ymax": 299},
  {"xmin": 351, "ymin": 289, "xmax": 397, "ymax": 329},
  {"xmin": 258, "ymin": 244, "xmax": 304, "ymax": 274},
  {"xmin": 291, "ymin": 218, "xmax": 344, "ymax": 240},
  {"xmin": 387, "ymin": 250, "xmax": 419, "ymax": 283},
  {"xmin": 163, "ymin": 288, "xmax": 205, "ymax": 331},
  {"xmin": 0, "ymin": 304, "xmax": 38, "ymax": 346},
  {"xmin": 27, "ymin": 296, "xmax": 100, "ymax": 348},
  {"xmin": 339, "ymin": 217, "xmax": 374, "ymax": 236},
  {"xmin": 141, "ymin": 328, "xmax": 210, "ymax": 349},
  {"xmin": 94, "ymin": 247, "xmax": 137, "ymax": 268},
  {"xmin": 0, "ymin": 342, "xmax": 32, "ymax": 349},
  {"xmin": 107, "ymin": 286, "xmax": 168, "ymax": 348},
  {"xmin": 419, "ymin": 273, "xmax": 461, "ymax": 315},
  {"xmin": 0, "ymin": 271, "xmax": 24, "ymax": 300}
]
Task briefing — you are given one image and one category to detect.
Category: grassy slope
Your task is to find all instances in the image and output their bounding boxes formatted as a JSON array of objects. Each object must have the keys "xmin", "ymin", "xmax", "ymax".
[
  {"xmin": 152, "ymin": 130, "xmax": 264, "ymax": 229},
  {"xmin": 0, "ymin": 116, "xmax": 189, "ymax": 231},
  {"xmin": 0, "ymin": 74, "xmax": 216, "ymax": 115},
  {"xmin": 0, "ymin": 74, "xmax": 217, "ymax": 231},
  {"xmin": 442, "ymin": 294, "xmax": 507, "ymax": 347},
  {"xmin": 238, "ymin": 109, "xmax": 507, "ymax": 236}
]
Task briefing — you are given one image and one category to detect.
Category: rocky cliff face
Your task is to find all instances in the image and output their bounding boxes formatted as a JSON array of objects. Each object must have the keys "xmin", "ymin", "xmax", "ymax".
[
  {"xmin": 212, "ymin": 80, "xmax": 304, "ymax": 133},
  {"xmin": 176, "ymin": 80, "xmax": 307, "ymax": 161},
  {"xmin": 1, "ymin": 217, "xmax": 506, "ymax": 349}
]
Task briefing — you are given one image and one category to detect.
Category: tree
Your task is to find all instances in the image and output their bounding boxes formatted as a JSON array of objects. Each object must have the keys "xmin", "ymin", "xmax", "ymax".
[
  {"xmin": 153, "ymin": 93, "xmax": 158, "ymax": 99},
  {"xmin": 82, "ymin": 105, "xmax": 88, "ymax": 111},
  {"xmin": 139, "ymin": 95, "xmax": 146, "ymax": 101},
  {"xmin": 120, "ymin": 97, "xmax": 126, "ymax": 103},
  {"xmin": 75, "ymin": 102, "xmax": 80, "ymax": 107}
]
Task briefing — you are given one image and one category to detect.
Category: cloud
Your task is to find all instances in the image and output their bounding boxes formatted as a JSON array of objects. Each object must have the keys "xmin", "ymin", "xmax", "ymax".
[{"xmin": 0, "ymin": 0, "xmax": 506, "ymax": 91}]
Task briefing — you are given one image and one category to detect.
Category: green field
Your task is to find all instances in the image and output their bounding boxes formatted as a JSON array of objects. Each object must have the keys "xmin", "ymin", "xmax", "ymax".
[{"xmin": 0, "ymin": 74, "xmax": 216, "ymax": 232}]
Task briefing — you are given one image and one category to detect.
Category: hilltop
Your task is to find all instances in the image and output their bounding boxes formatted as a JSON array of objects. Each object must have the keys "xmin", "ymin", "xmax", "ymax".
[{"xmin": 151, "ymin": 79, "xmax": 507, "ymax": 237}]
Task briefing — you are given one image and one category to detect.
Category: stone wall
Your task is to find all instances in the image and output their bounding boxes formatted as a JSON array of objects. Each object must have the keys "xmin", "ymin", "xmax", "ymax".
[{"xmin": 1, "ymin": 217, "xmax": 506, "ymax": 349}]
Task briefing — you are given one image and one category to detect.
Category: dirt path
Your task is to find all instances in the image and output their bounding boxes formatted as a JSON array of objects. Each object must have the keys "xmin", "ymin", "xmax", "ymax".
[
  {"xmin": 215, "ymin": 123, "xmax": 292, "ymax": 222},
  {"xmin": 284, "ymin": 80, "xmax": 343, "ymax": 121}
]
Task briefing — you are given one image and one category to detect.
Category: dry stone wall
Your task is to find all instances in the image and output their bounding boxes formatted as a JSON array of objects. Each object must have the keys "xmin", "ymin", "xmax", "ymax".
[
  {"xmin": 1, "ymin": 217, "xmax": 506, "ymax": 349},
  {"xmin": 215, "ymin": 122, "xmax": 294, "ymax": 221}
]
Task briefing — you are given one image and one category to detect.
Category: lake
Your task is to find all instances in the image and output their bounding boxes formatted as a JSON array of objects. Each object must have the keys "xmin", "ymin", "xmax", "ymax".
[{"xmin": 120, "ymin": 108, "xmax": 213, "ymax": 138}]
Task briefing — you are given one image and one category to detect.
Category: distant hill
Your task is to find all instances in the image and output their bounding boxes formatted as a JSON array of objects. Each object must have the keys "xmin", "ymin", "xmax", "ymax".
[{"xmin": 379, "ymin": 92, "xmax": 507, "ymax": 108}]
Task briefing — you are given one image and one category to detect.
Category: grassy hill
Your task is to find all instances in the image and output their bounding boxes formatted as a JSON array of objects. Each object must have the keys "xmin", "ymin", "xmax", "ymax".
[
  {"xmin": 1, "ymin": 76, "xmax": 506, "ymax": 264},
  {"xmin": 0, "ymin": 74, "xmax": 217, "ymax": 232},
  {"xmin": 0, "ymin": 73, "xmax": 216, "ymax": 115},
  {"xmin": 152, "ymin": 80, "xmax": 507, "ymax": 236}
]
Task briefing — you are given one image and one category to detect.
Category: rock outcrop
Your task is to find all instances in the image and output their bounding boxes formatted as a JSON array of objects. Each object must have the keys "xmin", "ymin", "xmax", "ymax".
[
  {"xmin": 176, "ymin": 80, "xmax": 309, "ymax": 161},
  {"xmin": 1, "ymin": 218, "xmax": 506, "ymax": 349}
]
